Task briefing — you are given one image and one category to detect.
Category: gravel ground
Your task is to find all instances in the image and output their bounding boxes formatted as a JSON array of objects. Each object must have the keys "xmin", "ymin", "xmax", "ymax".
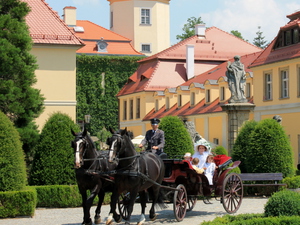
[{"xmin": 0, "ymin": 197, "xmax": 268, "ymax": 225}]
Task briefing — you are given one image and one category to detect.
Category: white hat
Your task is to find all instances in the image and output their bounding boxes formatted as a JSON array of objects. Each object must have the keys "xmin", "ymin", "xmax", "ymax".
[
  {"xmin": 184, "ymin": 152, "xmax": 191, "ymax": 157},
  {"xmin": 194, "ymin": 138, "xmax": 211, "ymax": 152}
]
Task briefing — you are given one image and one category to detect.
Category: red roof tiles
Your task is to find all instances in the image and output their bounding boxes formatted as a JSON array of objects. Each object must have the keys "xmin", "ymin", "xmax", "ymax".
[
  {"xmin": 74, "ymin": 20, "xmax": 143, "ymax": 56},
  {"xmin": 118, "ymin": 27, "xmax": 261, "ymax": 96},
  {"xmin": 23, "ymin": 0, "xmax": 84, "ymax": 46}
]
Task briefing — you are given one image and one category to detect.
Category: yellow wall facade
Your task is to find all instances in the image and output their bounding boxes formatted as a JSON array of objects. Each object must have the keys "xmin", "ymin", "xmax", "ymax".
[
  {"xmin": 109, "ymin": 0, "xmax": 170, "ymax": 55},
  {"xmin": 31, "ymin": 45, "xmax": 78, "ymax": 130},
  {"xmin": 252, "ymin": 58, "xmax": 300, "ymax": 165}
]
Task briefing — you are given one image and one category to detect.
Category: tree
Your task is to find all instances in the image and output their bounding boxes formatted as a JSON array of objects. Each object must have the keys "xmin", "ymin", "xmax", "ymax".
[
  {"xmin": 158, "ymin": 116, "xmax": 193, "ymax": 158},
  {"xmin": 29, "ymin": 112, "xmax": 80, "ymax": 185},
  {"xmin": 253, "ymin": 26, "xmax": 268, "ymax": 49},
  {"xmin": 176, "ymin": 16, "xmax": 204, "ymax": 41},
  {"xmin": 0, "ymin": 0, "xmax": 45, "ymax": 163},
  {"xmin": 0, "ymin": 111, "xmax": 27, "ymax": 191},
  {"xmin": 246, "ymin": 119, "xmax": 294, "ymax": 177},
  {"xmin": 230, "ymin": 30, "xmax": 248, "ymax": 42},
  {"xmin": 232, "ymin": 120, "xmax": 258, "ymax": 173}
]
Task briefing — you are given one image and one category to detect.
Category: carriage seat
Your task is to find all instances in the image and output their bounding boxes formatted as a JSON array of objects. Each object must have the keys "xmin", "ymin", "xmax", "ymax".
[{"xmin": 214, "ymin": 155, "xmax": 233, "ymax": 170}]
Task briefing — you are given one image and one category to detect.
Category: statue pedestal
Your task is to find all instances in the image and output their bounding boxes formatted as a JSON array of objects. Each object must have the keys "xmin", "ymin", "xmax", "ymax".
[{"xmin": 221, "ymin": 103, "xmax": 255, "ymax": 154}]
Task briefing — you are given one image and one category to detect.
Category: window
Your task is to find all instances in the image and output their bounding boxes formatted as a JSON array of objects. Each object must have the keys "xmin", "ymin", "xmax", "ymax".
[
  {"xmin": 213, "ymin": 138, "xmax": 219, "ymax": 145},
  {"xmin": 264, "ymin": 73, "xmax": 272, "ymax": 100},
  {"xmin": 123, "ymin": 100, "xmax": 127, "ymax": 120},
  {"xmin": 220, "ymin": 87, "xmax": 225, "ymax": 101},
  {"xmin": 190, "ymin": 92, "xmax": 195, "ymax": 105},
  {"xmin": 155, "ymin": 99, "xmax": 158, "ymax": 111},
  {"xmin": 246, "ymin": 83, "xmax": 251, "ymax": 98},
  {"xmin": 129, "ymin": 99, "xmax": 133, "ymax": 119},
  {"xmin": 177, "ymin": 94, "xmax": 182, "ymax": 107},
  {"xmin": 141, "ymin": 44, "xmax": 151, "ymax": 53},
  {"xmin": 136, "ymin": 98, "xmax": 140, "ymax": 119},
  {"xmin": 166, "ymin": 97, "xmax": 169, "ymax": 110},
  {"xmin": 110, "ymin": 11, "xmax": 113, "ymax": 28},
  {"xmin": 141, "ymin": 8, "xmax": 150, "ymax": 24},
  {"xmin": 293, "ymin": 28, "xmax": 299, "ymax": 44},
  {"xmin": 280, "ymin": 70, "xmax": 289, "ymax": 98},
  {"xmin": 285, "ymin": 30, "xmax": 292, "ymax": 46},
  {"xmin": 206, "ymin": 89, "xmax": 210, "ymax": 103}
]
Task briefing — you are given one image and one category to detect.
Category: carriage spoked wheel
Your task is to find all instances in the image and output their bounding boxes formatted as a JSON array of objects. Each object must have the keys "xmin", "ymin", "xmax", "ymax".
[
  {"xmin": 173, "ymin": 184, "xmax": 187, "ymax": 221},
  {"xmin": 118, "ymin": 192, "xmax": 130, "ymax": 220},
  {"xmin": 221, "ymin": 173, "xmax": 243, "ymax": 214},
  {"xmin": 186, "ymin": 195, "xmax": 197, "ymax": 212}
]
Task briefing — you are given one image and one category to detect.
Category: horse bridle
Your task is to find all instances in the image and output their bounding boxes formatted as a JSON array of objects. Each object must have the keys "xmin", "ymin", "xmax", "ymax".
[
  {"xmin": 73, "ymin": 137, "xmax": 89, "ymax": 168},
  {"xmin": 108, "ymin": 133, "xmax": 123, "ymax": 162}
]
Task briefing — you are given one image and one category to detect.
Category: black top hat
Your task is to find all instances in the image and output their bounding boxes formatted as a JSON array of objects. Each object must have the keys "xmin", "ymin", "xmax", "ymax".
[{"xmin": 150, "ymin": 118, "xmax": 160, "ymax": 125}]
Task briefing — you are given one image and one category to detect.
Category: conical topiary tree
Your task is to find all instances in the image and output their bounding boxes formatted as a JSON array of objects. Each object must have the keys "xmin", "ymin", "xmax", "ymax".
[
  {"xmin": 158, "ymin": 116, "xmax": 193, "ymax": 158},
  {"xmin": 246, "ymin": 119, "xmax": 294, "ymax": 177},
  {"xmin": 232, "ymin": 120, "xmax": 258, "ymax": 173},
  {"xmin": 0, "ymin": 111, "xmax": 27, "ymax": 191},
  {"xmin": 29, "ymin": 112, "xmax": 80, "ymax": 185}
]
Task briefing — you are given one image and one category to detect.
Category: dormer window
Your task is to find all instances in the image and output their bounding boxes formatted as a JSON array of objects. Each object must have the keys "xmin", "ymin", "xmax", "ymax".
[
  {"xmin": 97, "ymin": 38, "xmax": 108, "ymax": 52},
  {"xmin": 274, "ymin": 27, "xmax": 300, "ymax": 49}
]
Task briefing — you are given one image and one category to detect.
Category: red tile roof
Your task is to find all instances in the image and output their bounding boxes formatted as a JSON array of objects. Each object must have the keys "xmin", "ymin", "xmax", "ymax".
[
  {"xmin": 23, "ymin": 0, "xmax": 84, "ymax": 46},
  {"xmin": 139, "ymin": 27, "xmax": 262, "ymax": 62},
  {"xmin": 250, "ymin": 11, "xmax": 300, "ymax": 68},
  {"xmin": 182, "ymin": 51, "xmax": 261, "ymax": 86},
  {"xmin": 75, "ymin": 20, "xmax": 143, "ymax": 56},
  {"xmin": 118, "ymin": 27, "xmax": 261, "ymax": 96}
]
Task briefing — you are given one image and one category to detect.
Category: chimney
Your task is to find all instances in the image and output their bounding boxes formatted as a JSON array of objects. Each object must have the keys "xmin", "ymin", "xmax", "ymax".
[
  {"xmin": 186, "ymin": 44, "xmax": 194, "ymax": 80},
  {"xmin": 63, "ymin": 6, "xmax": 77, "ymax": 27},
  {"xmin": 195, "ymin": 24, "xmax": 206, "ymax": 39}
]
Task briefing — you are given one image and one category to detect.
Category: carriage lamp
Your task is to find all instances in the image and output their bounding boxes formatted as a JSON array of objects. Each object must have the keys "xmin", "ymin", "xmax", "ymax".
[{"xmin": 84, "ymin": 114, "xmax": 91, "ymax": 124}]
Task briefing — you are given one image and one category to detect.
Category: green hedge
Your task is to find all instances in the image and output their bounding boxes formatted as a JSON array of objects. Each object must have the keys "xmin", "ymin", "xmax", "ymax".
[
  {"xmin": 0, "ymin": 185, "xmax": 112, "ymax": 218},
  {"xmin": 0, "ymin": 188, "xmax": 37, "ymax": 218},
  {"xmin": 34, "ymin": 185, "xmax": 111, "ymax": 208},
  {"xmin": 201, "ymin": 214, "xmax": 300, "ymax": 225}
]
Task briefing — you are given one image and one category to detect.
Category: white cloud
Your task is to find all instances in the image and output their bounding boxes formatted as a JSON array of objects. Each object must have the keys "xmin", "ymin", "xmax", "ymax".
[{"xmin": 201, "ymin": 0, "xmax": 298, "ymax": 44}]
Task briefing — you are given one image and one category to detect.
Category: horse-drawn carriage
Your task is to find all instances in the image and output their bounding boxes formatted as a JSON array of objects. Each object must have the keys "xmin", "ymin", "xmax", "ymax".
[{"xmin": 71, "ymin": 128, "xmax": 243, "ymax": 225}]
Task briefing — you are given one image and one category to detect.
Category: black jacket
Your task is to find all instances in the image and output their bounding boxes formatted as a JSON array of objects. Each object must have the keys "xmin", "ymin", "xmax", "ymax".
[{"xmin": 140, "ymin": 129, "xmax": 165, "ymax": 151}]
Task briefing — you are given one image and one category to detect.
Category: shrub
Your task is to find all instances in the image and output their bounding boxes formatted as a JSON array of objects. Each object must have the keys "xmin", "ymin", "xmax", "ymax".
[
  {"xmin": 158, "ymin": 116, "xmax": 193, "ymax": 158},
  {"xmin": 264, "ymin": 190, "xmax": 300, "ymax": 217},
  {"xmin": 212, "ymin": 146, "xmax": 228, "ymax": 156},
  {"xmin": 0, "ymin": 188, "xmax": 37, "ymax": 218},
  {"xmin": 232, "ymin": 120, "xmax": 258, "ymax": 173},
  {"xmin": 29, "ymin": 112, "xmax": 80, "ymax": 185},
  {"xmin": 246, "ymin": 119, "xmax": 294, "ymax": 177},
  {"xmin": 202, "ymin": 215, "xmax": 300, "ymax": 225},
  {"xmin": 282, "ymin": 176, "xmax": 300, "ymax": 189},
  {"xmin": 0, "ymin": 111, "xmax": 27, "ymax": 191}
]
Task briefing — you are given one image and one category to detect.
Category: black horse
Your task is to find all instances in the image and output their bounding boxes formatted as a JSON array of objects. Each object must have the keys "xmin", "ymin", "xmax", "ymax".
[
  {"xmin": 71, "ymin": 128, "xmax": 121, "ymax": 225},
  {"xmin": 106, "ymin": 128, "xmax": 166, "ymax": 225}
]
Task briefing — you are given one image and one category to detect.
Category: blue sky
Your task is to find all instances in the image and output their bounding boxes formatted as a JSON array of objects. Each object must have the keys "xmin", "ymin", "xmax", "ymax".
[{"xmin": 46, "ymin": 0, "xmax": 300, "ymax": 45}]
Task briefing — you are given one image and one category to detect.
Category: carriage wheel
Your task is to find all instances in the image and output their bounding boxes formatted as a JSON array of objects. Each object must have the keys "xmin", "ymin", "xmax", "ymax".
[
  {"xmin": 118, "ymin": 192, "xmax": 130, "ymax": 220},
  {"xmin": 187, "ymin": 195, "xmax": 197, "ymax": 212},
  {"xmin": 221, "ymin": 173, "xmax": 243, "ymax": 214},
  {"xmin": 173, "ymin": 184, "xmax": 187, "ymax": 222}
]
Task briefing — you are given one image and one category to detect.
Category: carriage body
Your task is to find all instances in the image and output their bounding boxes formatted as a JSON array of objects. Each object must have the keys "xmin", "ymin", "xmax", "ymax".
[{"xmin": 161, "ymin": 156, "xmax": 243, "ymax": 221}]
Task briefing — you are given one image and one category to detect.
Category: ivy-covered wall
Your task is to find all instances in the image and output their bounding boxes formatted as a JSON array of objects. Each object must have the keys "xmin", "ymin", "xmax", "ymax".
[{"xmin": 76, "ymin": 55, "xmax": 144, "ymax": 135}]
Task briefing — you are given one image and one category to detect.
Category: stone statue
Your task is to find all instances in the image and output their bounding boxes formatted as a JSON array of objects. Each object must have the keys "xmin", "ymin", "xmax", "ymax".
[{"xmin": 226, "ymin": 55, "xmax": 247, "ymax": 103}]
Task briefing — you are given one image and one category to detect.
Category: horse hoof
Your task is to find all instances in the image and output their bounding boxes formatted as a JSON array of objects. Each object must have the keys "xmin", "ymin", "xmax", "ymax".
[
  {"xmin": 114, "ymin": 214, "xmax": 122, "ymax": 223},
  {"xmin": 137, "ymin": 221, "xmax": 144, "ymax": 225},
  {"xmin": 94, "ymin": 215, "xmax": 101, "ymax": 224},
  {"xmin": 150, "ymin": 214, "xmax": 157, "ymax": 221}
]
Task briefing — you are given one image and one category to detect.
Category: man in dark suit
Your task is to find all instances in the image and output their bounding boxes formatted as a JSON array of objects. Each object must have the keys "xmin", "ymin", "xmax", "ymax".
[{"xmin": 139, "ymin": 118, "xmax": 165, "ymax": 155}]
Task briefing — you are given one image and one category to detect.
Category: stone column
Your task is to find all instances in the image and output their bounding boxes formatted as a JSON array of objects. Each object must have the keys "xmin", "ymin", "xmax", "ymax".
[{"xmin": 221, "ymin": 103, "xmax": 255, "ymax": 154}]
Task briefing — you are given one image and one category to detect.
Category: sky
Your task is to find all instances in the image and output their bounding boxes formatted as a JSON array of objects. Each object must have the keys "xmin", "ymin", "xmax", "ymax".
[{"xmin": 45, "ymin": 0, "xmax": 300, "ymax": 46}]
